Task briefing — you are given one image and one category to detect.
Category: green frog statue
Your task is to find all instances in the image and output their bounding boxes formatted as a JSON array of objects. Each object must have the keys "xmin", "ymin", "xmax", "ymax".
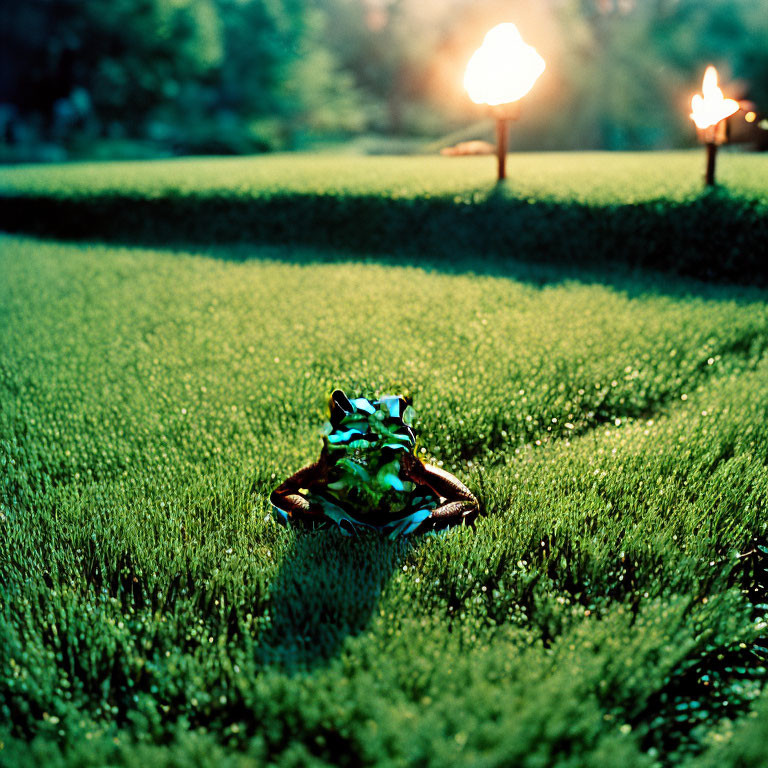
[{"xmin": 271, "ymin": 390, "xmax": 480, "ymax": 537}]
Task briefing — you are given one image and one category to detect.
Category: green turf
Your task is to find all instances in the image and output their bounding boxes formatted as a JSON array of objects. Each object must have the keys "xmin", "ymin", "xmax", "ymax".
[
  {"xmin": 2, "ymin": 153, "xmax": 767, "ymax": 286},
  {"xmin": 1, "ymin": 233, "xmax": 767, "ymax": 766},
  {"xmin": 1, "ymin": 152, "xmax": 767, "ymax": 204}
]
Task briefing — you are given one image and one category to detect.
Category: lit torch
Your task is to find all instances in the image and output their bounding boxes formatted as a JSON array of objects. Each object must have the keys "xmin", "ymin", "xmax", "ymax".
[
  {"xmin": 690, "ymin": 66, "xmax": 739, "ymax": 187},
  {"xmin": 464, "ymin": 23, "xmax": 545, "ymax": 182}
]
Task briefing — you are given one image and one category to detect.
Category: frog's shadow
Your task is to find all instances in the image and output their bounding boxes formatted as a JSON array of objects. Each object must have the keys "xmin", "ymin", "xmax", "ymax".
[{"xmin": 258, "ymin": 530, "xmax": 417, "ymax": 668}]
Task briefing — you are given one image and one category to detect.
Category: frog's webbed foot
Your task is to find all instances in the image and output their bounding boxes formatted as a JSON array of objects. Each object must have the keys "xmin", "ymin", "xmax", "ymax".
[
  {"xmin": 412, "ymin": 498, "xmax": 480, "ymax": 534},
  {"xmin": 403, "ymin": 458, "xmax": 481, "ymax": 534}
]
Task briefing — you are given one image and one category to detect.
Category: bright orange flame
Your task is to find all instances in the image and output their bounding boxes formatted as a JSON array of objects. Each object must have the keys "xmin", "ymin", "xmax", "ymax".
[
  {"xmin": 464, "ymin": 23, "xmax": 545, "ymax": 107},
  {"xmin": 690, "ymin": 66, "xmax": 739, "ymax": 130}
]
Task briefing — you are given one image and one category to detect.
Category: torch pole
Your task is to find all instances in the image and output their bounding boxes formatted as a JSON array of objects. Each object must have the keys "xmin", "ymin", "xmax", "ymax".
[
  {"xmin": 496, "ymin": 118, "xmax": 509, "ymax": 182},
  {"xmin": 705, "ymin": 141, "xmax": 717, "ymax": 187}
]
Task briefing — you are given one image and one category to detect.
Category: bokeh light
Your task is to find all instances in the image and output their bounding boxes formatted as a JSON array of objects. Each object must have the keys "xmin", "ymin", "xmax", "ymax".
[{"xmin": 464, "ymin": 23, "xmax": 546, "ymax": 107}]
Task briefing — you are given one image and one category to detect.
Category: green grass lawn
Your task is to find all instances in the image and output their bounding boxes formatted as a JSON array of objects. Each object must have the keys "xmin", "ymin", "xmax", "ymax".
[
  {"xmin": 1, "ymin": 153, "xmax": 767, "ymax": 284},
  {"xmin": 2, "ymin": 152, "xmax": 767, "ymax": 203},
  {"xmin": 2, "ymin": 232, "xmax": 767, "ymax": 767}
]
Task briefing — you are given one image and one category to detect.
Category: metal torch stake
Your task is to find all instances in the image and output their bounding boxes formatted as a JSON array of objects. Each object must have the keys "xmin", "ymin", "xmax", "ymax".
[
  {"xmin": 705, "ymin": 141, "xmax": 717, "ymax": 187},
  {"xmin": 496, "ymin": 118, "xmax": 509, "ymax": 182}
]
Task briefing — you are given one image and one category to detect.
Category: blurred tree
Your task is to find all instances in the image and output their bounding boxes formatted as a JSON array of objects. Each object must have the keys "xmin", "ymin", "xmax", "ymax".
[
  {"xmin": 547, "ymin": 0, "xmax": 677, "ymax": 149},
  {"xmin": 321, "ymin": 0, "xmax": 468, "ymax": 135},
  {"xmin": 513, "ymin": 0, "xmax": 768, "ymax": 150},
  {"xmin": 650, "ymin": 0, "xmax": 768, "ymax": 106},
  {"xmin": 1, "ymin": 0, "xmax": 767, "ymax": 155},
  {"xmin": 1, "ymin": 0, "xmax": 223, "ymax": 141},
  {"xmin": 216, "ymin": 0, "xmax": 366, "ymax": 149},
  {"xmin": 279, "ymin": 7, "xmax": 367, "ymax": 137}
]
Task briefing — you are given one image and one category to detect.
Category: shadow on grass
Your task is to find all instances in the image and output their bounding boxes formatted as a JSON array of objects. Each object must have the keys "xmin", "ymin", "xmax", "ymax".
[
  {"xmin": 1, "ymin": 186, "xmax": 767, "ymax": 289},
  {"xmin": 257, "ymin": 531, "xmax": 416, "ymax": 668}
]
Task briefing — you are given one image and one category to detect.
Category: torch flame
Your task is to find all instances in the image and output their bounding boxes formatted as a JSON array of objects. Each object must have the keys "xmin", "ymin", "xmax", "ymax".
[
  {"xmin": 464, "ymin": 23, "xmax": 545, "ymax": 107},
  {"xmin": 690, "ymin": 66, "xmax": 739, "ymax": 130}
]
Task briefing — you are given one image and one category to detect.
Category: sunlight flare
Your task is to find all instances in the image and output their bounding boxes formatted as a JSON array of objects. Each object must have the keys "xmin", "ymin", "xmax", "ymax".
[{"xmin": 463, "ymin": 23, "xmax": 545, "ymax": 107}]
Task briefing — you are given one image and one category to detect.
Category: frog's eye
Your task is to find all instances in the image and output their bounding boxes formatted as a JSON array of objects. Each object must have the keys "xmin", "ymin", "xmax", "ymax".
[
  {"xmin": 395, "ymin": 395, "xmax": 413, "ymax": 419},
  {"xmin": 378, "ymin": 394, "xmax": 410, "ymax": 419},
  {"xmin": 330, "ymin": 389, "xmax": 353, "ymax": 426}
]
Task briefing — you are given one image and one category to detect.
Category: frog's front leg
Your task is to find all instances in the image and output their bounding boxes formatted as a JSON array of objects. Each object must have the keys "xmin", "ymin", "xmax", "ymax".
[
  {"xmin": 400, "ymin": 454, "xmax": 481, "ymax": 532},
  {"xmin": 270, "ymin": 454, "xmax": 331, "ymax": 527}
]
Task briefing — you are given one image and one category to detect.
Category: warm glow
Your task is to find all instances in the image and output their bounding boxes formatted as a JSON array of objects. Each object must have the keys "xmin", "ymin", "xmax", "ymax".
[
  {"xmin": 690, "ymin": 66, "xmax": 739, "ymax": 130},
  {"xmin": 464, "ymin": 23, "xmax": 545, "ymax": 107},
  {"xmin": 745, "ymin": 111, "xmax": 757, "ymax": 123}
]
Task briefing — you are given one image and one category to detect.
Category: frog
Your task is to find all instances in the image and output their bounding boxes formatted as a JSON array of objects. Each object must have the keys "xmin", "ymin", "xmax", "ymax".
[{"xmin": 271, "ymin": 389, "xmax": 480, "ymax": 537}]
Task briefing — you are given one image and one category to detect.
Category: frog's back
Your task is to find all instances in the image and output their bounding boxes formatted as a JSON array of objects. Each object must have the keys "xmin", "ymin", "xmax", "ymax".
[{"xmin": 309, "ymin": 392, "xmax": 437, "ymax": 530}]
